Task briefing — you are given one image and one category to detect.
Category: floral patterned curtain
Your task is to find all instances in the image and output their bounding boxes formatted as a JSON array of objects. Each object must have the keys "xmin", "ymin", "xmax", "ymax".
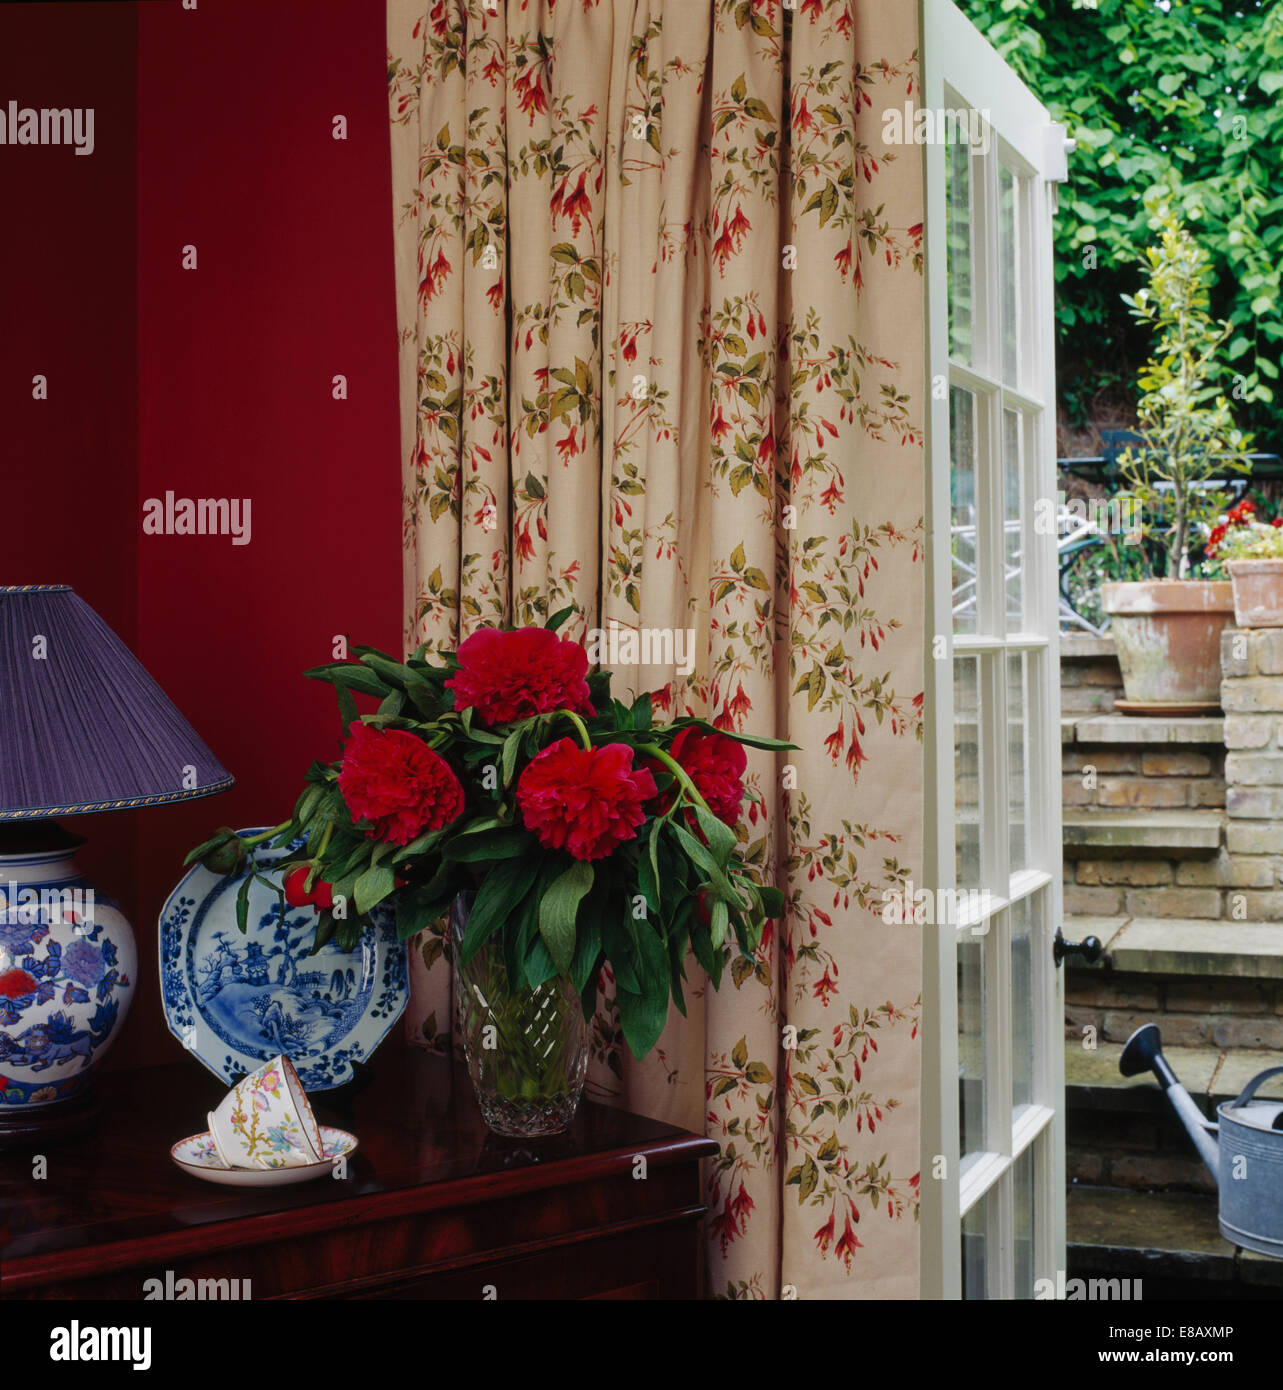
[{"xmin": 388, "ymin": 0, "xmax": 924, "ymax": 1299}]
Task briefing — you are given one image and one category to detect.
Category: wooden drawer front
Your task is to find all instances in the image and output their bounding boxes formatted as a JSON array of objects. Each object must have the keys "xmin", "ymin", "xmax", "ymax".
[
  {"xmin": 349, "ymin": 1218, "xmax": 704, "ymax": 1300},
  {"xmin": 8, "ymin": 1160, "xmax": 707, "ymax": 1300}
]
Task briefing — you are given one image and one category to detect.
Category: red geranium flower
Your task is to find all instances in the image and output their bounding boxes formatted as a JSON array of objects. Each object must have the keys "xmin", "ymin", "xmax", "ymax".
[
  {"xmin": 338, "ymin": 721, "xmax": 465, "ymax": 846},
  {"xmin": 665, "ymin": 726, "xmax": 747, "ymax": 827},
  {"xmin": 517, "ymin": 738, "xmax": 656, "ymax": 861},
  {"xmin": 447, "ymin": 626, "xmax": 592, "ymax": 725}
]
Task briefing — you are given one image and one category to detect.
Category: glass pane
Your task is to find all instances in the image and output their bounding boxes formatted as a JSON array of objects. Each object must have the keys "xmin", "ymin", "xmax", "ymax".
[
  {"xmin": 961, "ymin": 1193, "xmax": 987, "ymax": 1300},
  {"xmin": 1011, "ymin": 897, "xmax": 1034, "ymax": 1112},
  {"xmin": 1007, "ymin": 650, "xmax": 1029, "ymax": 874},
  {"xmin": 998, "ymin": 164, "xmax": 1020, "ymax": 384},
  {"xmin": 947, "ymin": 132, "xmax": 974, "ymax": 366},
  {"xmin": 954, "ymin": 654, "xmax": 982, "ymax": 891},
  {"xmin": 1014, "ymin": 1145, "xmax": 1035, "ymax": 1298},
  {"xmin": 951, "ymin": 386, "xmax": 978, "ymax": 635},
  {"xmin": 1003, "ymin": 408, "xmax": 1023, "ymax": 631},
  {"xmin": 958, "ymin": 930, "xmax": 986, "ymax": 1162}
]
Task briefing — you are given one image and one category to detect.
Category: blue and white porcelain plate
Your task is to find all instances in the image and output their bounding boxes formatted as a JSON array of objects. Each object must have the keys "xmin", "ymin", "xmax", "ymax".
[{"xmin": 159, "ymin": 829, "xmax": 407, "ymax": 1090}]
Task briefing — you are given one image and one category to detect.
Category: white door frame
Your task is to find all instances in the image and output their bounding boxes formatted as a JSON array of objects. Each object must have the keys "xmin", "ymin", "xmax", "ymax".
[{"xmin": 920, "ymin": 0, "xmax": 1069, "ymax": 1299}]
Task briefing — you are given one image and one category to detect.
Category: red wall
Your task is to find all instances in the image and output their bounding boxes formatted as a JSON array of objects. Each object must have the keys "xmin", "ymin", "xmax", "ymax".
[
  {"xmin": 3, "ymin": 0, "xmax": 402, "ymax": 1072},
  {"xmin": 1, "ymin": 2, "xmax": 143, "ymax": 1061}
]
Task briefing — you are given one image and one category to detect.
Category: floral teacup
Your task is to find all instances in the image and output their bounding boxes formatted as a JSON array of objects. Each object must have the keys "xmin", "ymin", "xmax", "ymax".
[{"xmin": 207, "ymin": 1054, "xmax": 323, "ymax": 1169}]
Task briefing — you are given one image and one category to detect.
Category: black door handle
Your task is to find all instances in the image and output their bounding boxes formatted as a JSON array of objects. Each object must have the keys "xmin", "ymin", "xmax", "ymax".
[{"xmin": 1053, "ymin": 928, "xmax": 1103, "ymax": 967}]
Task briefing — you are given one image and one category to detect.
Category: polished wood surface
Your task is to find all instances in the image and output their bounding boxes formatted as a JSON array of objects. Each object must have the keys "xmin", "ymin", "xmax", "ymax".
[{"xmin": 0, "ymin": 1043, "xmax": 716, "ymax": 1299}]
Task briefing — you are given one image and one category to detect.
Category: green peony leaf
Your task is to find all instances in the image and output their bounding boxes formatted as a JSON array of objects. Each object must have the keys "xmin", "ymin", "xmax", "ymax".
[
  {"xmin": 459, "ymin": 852, "xmax": 542, "ymax": 966},
  {"xmin": 353, "ymin": 862, "xmax": 396, "ymax": 915},
  {"xmin": 538, "ymin": 860, "xmax": 594, "ymax": 974}
]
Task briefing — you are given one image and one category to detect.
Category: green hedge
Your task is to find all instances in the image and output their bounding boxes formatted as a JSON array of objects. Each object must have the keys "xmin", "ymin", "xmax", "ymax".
[{"xmin": 958, "ymin": 0, "xmax": 1283, "ymax": 441}]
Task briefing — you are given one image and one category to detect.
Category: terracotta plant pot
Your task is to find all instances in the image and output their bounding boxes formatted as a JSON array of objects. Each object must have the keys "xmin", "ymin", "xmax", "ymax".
[
  {"xmin": 1101, "ymin": 580, "xmax": 1235, "ymax": 713},
  {"xmin": 1227, "ymin": 558, "xmax": 1283, "ymax": 629}
]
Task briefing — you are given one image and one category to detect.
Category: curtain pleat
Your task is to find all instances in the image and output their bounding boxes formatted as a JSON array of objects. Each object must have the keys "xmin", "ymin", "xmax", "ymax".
[{"xmin": 389, "ymin": 0, "xmax": 924, "ymax": 1298}]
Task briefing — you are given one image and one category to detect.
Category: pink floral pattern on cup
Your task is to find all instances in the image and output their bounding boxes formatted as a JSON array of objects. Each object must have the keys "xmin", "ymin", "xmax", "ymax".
[{"xmin": 208, "ymin": 1054, "xmax": 322, "ymax": 1169}]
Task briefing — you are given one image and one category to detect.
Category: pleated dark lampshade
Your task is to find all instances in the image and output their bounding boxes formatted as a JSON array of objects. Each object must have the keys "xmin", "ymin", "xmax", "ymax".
[{"xmin": 0, "ymin": 585, "xmax": 234, "ymax": 820}]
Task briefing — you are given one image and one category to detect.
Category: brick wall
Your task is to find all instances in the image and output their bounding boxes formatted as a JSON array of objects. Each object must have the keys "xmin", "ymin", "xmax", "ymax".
[
  {"xmin": 1066, "ymin": 973, "xmax": 1283, "ymax": 1051},
  {"xmin": 1062, "ymin": 729, "xmax": 1226, "ymax": 918},
  {"xmin": 1060, "ymin": 651, "xmax": 1124, "ymax": 715},
  {"xmin": 1063, "ymin": 745, "xmax": 1224, "ymax": 813},
  {"xmin": 1219, "ymin": 627, "xmax": 1283, "ymax": 918}
]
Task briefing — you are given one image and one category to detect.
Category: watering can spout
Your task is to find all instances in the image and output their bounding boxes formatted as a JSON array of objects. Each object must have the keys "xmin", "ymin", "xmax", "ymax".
[{"xmin": 1119, "ymin": 1024, "xmax": 1220, "ymax": 1183}]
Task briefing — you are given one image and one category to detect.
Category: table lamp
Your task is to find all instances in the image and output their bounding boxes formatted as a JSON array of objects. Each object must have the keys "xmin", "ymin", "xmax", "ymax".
[{"xmin": 0, "ymin": 585, "xmax": 233, "ymax": 1144}]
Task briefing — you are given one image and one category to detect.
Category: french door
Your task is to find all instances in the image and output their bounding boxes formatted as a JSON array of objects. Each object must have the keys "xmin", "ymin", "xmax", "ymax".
[{"xmin": 921, "ymin": 0, "xmax": 1070, "ymax": 1299}]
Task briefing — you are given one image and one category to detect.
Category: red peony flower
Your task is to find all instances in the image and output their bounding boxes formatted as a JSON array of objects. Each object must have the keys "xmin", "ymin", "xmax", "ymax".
[
  {"xmin": 517, "ymin": 738, "xmax": 656, "ymax": 861},
  {"xmin": 668, "ymin": 726, "xmax": 747, "ymax": 827},
  {"xmin": 338, "ymin": 721, "xmax": 465, "ymax": 846},
  {"xmin": 447, "ymin": 626, "xmax": 592, "ymax": 725}
]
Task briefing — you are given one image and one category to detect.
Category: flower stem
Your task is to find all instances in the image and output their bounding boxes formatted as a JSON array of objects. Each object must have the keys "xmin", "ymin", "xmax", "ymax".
[
  {"xmin": 241, "ymin": 822, "xmax": 290, "ymax": 848},
  {"xmin": 561, "ymin": 710, "xmax": 593, "ymax": 751},
  {"xmin": 636, "ymin": 743, "xmax": 714, "ymax": 819}
]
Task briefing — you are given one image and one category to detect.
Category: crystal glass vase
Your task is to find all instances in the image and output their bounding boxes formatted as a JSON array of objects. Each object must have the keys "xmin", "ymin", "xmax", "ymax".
[{"xmin": 450, "ymin": 893, "xmax": 589, "ymax": 1138}]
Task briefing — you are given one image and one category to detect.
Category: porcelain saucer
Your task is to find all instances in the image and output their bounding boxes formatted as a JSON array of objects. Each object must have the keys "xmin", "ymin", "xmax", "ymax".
[{"xmin": 170, "ymin": 1125, "xmax": 358, "ymax": 1186}]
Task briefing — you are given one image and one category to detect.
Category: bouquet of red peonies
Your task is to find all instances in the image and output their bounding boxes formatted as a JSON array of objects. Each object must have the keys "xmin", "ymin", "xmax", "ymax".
[{"xmin": 188, "ymin": 610, "xmax": 789, "ymax": 1060}]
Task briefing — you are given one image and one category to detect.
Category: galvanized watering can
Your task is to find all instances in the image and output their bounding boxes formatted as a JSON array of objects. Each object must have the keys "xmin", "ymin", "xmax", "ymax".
[{"xmin": 1120, "ymin": 1023, "xmax": 1283, "ymax": 1259}]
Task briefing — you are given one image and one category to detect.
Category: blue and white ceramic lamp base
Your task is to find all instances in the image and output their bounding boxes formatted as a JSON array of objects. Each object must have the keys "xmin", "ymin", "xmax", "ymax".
[{"xmin": 0, "ymin": 841, "xmax": 136, "ymax": 1111}]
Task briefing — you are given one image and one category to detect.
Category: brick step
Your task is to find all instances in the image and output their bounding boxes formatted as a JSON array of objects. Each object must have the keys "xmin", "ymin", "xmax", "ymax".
[
  {"xmin": 1066, "ymin": 714, "xmax": 1224, "ymax": 746},
  {"xmin": 1065, "ymin": 1037, "xmax": 1283, "ymax": 1195},
  {"xmin": 1061, "ymin": 635, "xmax": 1117, "ymax": 661},
  {"xmin": 1068, "ymin": 1186, "xmax": 1283, "ymax": 1295},
  {"xmin": 1065, "ymin": 1036, "xmax": 1283, "ymax": 1109},
  {"xmin": 1067, "ymin": 916, "xmax": 1283, "ymax": 979},
  {"xmin": 1059, "ymin": 637, "xmax": 1123, "ymax": 717},
  {"xmin": 1063, "ymin": 810, "xmax": 1223, "ymax": 855}
]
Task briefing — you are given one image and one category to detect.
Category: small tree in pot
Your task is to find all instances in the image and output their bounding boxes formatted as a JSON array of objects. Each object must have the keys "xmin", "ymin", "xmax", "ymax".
[{"xmin": 1100, "ymin": 207, "xmax": 1253, "ymax": 711}]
